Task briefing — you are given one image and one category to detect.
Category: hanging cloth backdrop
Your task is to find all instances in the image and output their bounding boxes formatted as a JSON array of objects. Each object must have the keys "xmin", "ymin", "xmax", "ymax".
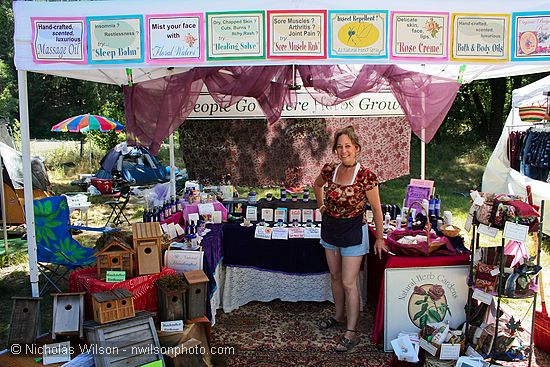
[
  {"xmin": 124, "ymin": 65, "xmax": 459, "ymax": 154},
  {"xmin": 180, "ymin": 116, "xmax": 410, "ymax": 186}
]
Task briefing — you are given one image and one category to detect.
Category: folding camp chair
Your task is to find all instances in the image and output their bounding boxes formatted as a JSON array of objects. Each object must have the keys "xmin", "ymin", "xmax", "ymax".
[
  {"xmin": 104, "ymin": 180, "xmax": 132, "ymax": 226},
  {"xmin": 34, "ymin": 196, "xmax": 116, "ymax": 295}
]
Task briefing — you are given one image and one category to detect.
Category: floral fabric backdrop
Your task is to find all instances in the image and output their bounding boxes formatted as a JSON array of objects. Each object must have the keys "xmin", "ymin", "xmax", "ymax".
[{"xmin": 180, "ymin": 116, "xmax": 410, "ymax": 187}]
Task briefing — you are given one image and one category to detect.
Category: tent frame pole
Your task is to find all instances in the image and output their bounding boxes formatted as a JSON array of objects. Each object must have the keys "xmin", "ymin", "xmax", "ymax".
[
  {"xmin": 18, "ymin": 70, "xmax": 39, "ymax": 297},
  {"xmin": 0, "ymin": 157, "xmax": 8, "ymax": 255},
  {"xmin": 169, "ymin": 133, "xmax": 176, "ymax": 197}
]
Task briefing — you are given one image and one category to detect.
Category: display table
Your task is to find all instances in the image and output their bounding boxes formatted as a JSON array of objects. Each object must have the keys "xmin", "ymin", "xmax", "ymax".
[
  {"xmin": 69, "ymin": 266, "xmax": 177, "ymax": 320},
  {"xmin": 221, "ymin": 222, "xmax": 334, "ymax": 312},
  {"xmin": 182, "ymin": 201, "xmax": 228, "ymax": 222},
  {"xmin": 368, "ymin": 251, "xmax": 471, "ymax": 344}
]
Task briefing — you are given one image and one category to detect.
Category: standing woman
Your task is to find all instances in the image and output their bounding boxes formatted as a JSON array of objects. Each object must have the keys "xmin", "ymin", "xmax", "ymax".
[{"xmin": 312, "ymin": 125, "xmax": 387, "ymax": 352}]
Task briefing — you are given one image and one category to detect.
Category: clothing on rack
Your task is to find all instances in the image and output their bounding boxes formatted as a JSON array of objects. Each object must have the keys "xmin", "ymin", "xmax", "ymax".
[
  {"xmin": 519, "ymin": 127, "xmax": 550, "ymax": 182},
  {"xmin": 507, "ymin": 131, "xmax": 526, "ymax": 171}
]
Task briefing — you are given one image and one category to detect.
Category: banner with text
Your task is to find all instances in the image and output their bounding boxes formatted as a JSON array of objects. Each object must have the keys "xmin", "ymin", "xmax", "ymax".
[
  {"xmin": 511, "ymin": 11, "xmax": 550, "ymax": 61},
  {"xmin": 88, "ymin": 15, "xmax": 144, "ymax": 64},
  {"xmin": 32, "ymin": 18, "xmax": 86, "ymax": 63},
  {"xmin": 391, "ymin": 12, "xmax": 449, "ymax": 60}
]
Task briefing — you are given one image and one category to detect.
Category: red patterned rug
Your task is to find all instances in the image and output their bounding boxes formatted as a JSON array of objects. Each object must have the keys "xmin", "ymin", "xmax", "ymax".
[{"xmin": 211, "ymin": 300, "xmax": 550, "ymax": 367}]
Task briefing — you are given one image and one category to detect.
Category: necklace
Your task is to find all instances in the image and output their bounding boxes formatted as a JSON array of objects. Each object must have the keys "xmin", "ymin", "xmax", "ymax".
[{"xmin": 342, "ymin": 162, "xmax": 357, "ymax": 168}]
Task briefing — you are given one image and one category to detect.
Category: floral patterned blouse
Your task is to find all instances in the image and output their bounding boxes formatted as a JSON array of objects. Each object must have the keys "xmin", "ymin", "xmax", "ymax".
[{"xmin": 321, "ymin": 162, "xmax": 378, "ymax": 221}]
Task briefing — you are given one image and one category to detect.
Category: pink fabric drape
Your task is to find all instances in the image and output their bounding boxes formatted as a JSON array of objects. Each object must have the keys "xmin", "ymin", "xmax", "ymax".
[{"xmin": 124, "ymin": 65, "xmax": 460, "ymax": 154}]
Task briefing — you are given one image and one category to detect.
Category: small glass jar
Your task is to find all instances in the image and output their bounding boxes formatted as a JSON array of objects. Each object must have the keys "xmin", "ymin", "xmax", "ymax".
[
  {"xmin": 248, "ymin": 191, "xmax": 257, "ymax": 204},
  {"xmin": 266, "ymin": 193, "xmax": 273, "ymax": 201},
  {"xmin": 302, "ymin": 192, "xmax": 309, "ymax": 203},
  {"xmin": 291, "ymin": 194, "xmax": 298, "ymax": 202},
  {"xmin": 280, "ymin": 188, "xmax": 287, "ymax": 202}
]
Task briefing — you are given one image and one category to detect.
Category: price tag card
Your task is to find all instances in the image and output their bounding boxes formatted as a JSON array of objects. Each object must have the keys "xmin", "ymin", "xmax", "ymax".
[
  {"xmin": 304, "ymin": 227, "xmax": 321, "ymax": 239},
  {"xmin": 419, "ymin": 337, "xmax": 437, "ymax": 356},
  {"xmin": 42, "ymin": 341, "xmax": 71, "ymax": 365},
  {"xmin": 246, "ymin": 206, "xmax": 258, "ymax": 221},
  {"xmin": 254, "ymin": 225, "xmax": 272, "ymax": 240},
  {"xmin": 478, "ymin": 224, "xmax": 498, "ymax": 238},
  {"xmin": 464, "ymin": 214, "xmax": 473, "ymax": 232},
  {"xmin": 212, "ymin": 211, "xmax": 222, "ymax": 223},
  {"xmin": 106, "ymin": 270, "xmax": 126, "ymax": 283},
  {"xmin": 288, "ymin": 227, "xmax": 305, "ymax": 238},
  {"xmin": 440, "ymin": 343, "xmax": 461, "ymax": 360},
  {"xmin": 161, "ymin": 320, "xmax": 184, "ymax": 332},
  {"xmin": 503, "ymin": 221, "xmax": 529, "ymax": 243},
  {"xmin": 466, "ymin": 345, "xmax": 483, "ymax": 358},
  {"xmin": 289, "ymin": 209, "xmax": 301, "ymax": 223},
  {"xmin": 272, "ymin": 227, "xmax": 289, "ymax": 240},
  {"xmin": 274, "ymin": 208, "xmax": 287, "ymax": 223},
  {"xmin": 490, "ymin": 267, "xmax": 500, "ymax": 276},
  {"xmin": 302, "ymin": 209, "xmax": 314, "ymax": 222},
  {"xmin": 188, "ymin": 212, "xmax": 200, "ymax": 223},
  {"xmin": 261, "ymin": 208, "xmax": 274, "ymax": 222},
  {"xmin": 472, "ymin": 288, "xmax": 493, "ymax": 305},
  {"xmin": 175, "ymin": 223, "xmax": 185, "ymax": 236},
  {"xmin": 314, "ymin": 208, "xmax": 323, "ymax": 222}
]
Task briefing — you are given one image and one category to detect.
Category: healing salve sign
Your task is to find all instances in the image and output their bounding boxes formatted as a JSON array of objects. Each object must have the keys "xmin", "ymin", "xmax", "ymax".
[
  {"xmin": 452, "ymin": 14, "xmax": 510, "ymax": 61},
  {"xmin": 87, "ymin": 15, "xmax": 144, "ymax": 64},
  {"xmin": 384, "ymin": 266, "xmax": 469, "ymax": 352},
  {"xmin": 207, "ymin": 11, "xmax": 265, "ymax": 60},
  {"xmin": 268, "ymin": 10, "xmax": 327, "ymax": 59},
  {"xmin": 32, "ymin": 18, "xmax": 86, "ymax": 63},
  {"xmin": 391, "ymin": 12, "xmax": 449, "ymax": 60},
  {"xmin": 328, "ymin": 11, "xmax": 388, "ymax": 59},
  {"xmin": 146, "ymin": 14, "xmax": 204, "ymax": 63}
]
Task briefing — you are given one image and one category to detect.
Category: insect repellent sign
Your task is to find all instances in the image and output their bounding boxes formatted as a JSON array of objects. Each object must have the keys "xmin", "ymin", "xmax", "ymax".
[{"xmin": 329, "ymin": 11, "xmax": 388, "ymax": 58}]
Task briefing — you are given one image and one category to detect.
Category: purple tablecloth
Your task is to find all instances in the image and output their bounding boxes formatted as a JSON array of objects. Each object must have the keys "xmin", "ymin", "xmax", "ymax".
[{"xmin": 200, "ymin": 223, "xmax": 223, "ymax": 320}]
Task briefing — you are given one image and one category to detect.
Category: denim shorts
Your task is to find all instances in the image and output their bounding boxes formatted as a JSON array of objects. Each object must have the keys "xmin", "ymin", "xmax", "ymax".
[{"xmin": 320, "ymin": 224, "xmax": 370, "ymax": 257}]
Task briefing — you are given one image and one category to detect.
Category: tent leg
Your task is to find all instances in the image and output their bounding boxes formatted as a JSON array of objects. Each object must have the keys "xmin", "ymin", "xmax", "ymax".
[
  {"xmin": 169, "ymin": 133, "xmax": 176, "ymax": 197},
  {"xmin": 18, "ymin": 70, "xmax": 39, "ymax": 297},
  {"xmin": 420, "ymin": 129, "xmax": 426, "ymax": 180},
  {"xmin": 0, "ymin": 157, "xmax": 8, "ymax": 255}
]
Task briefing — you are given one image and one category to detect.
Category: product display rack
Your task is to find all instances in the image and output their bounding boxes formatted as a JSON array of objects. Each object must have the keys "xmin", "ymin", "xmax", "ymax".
[{"xmin": 465, "ymin": 201, "xmax": 545, "ymax": 367}]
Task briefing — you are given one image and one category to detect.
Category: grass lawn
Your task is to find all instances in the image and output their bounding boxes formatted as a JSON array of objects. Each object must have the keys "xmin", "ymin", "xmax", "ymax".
[{"xmin": 0, "ymin": 137, "xmax": 548, "ymax": 351}]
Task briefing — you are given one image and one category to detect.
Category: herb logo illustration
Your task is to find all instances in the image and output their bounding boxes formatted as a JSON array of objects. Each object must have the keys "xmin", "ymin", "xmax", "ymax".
[
  {"xmin": 184, "ymin": 33, "xmax": 197, "ymax": 48},
  {"xmin": 408, "ymin": 284, "xmax": 452, "ymax": 328},
  {"xmin": 425, "ymin": 18, "xmax": 442, "ymax": 38}
]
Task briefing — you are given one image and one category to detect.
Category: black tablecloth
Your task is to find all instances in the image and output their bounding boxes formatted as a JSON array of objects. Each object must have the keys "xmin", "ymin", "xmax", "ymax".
[{"xmin": 222, "ymin": 223, "xmax": 328, "ymax": 274}]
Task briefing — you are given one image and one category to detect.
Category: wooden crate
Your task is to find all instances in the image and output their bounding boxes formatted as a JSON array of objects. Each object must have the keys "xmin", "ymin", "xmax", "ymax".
[
  {"xmin": 157, "ymin": 282, "xmax": 187, "ymax": 322},
  {"xmin": 84, "ymin": 311, "xmax": 163, "ymax": 367},
  {"xmin": 92, "ymin": 288, "xmax": 135, "ymax": 324},
  {"xmin": 164, "ymin": 338, "xmax": 204, "ymax": 367},
  {"xmin": 183, "ymin": 270, "xmax": 209, "ymax": 320},
  {"xmin": 52, "ymin": 292, "xmax": 85, "ymax": 339},
  {"xmin": 132, "ymin": 222, "xmax": 163, "ymax": 275},
  {"xmin": 8, "ymin": 297, "xmax": 41, "ymax": 346},
  {"xmin": 96, "ymin": 238, "xmax": 135, "ymax": 281}
]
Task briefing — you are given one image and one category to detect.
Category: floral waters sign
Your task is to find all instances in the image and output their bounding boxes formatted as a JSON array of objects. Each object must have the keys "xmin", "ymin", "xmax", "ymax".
[
  {"xmin": 512, "ymin": 12, "xmax": 550, "ymax": 61},
  {"xmin": 384, "ymin": 265, "xmax": 469, "ymax": 351}
]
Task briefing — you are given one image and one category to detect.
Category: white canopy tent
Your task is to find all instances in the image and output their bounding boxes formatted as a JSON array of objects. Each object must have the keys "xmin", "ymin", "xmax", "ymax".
[
  {"xmin": 13, "ymin": 0, "xmax": 550, "ymax": 296},
  {"xmin": 482, "ymin": 75, "xmax": 550, "ymax": 235}
]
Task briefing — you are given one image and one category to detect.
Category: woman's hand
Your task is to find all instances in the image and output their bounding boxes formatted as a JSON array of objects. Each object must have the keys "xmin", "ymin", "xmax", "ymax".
[
  {"xmin": 319, "ymin": 204, "xmax": 327, "ymax": 214},
  {"xmin": 374, "ymin": 237, "xmax": 388, "ymax": 259}
]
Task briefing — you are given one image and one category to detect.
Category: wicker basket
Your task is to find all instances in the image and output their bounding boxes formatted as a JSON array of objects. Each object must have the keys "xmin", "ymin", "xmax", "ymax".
[
  {"xmin": 440, "ymin": 224, "xmax": 461, "ymax": 238},
  {"xmin": 423, "ymin": 355, "xmax": 455, "ymax": 367},
  {"xmin": 518, "ymin": 106, "xmax": 547, "ymax": 123}
]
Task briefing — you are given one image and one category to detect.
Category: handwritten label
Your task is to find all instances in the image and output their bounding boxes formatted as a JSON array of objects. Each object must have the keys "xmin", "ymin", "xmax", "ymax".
[
  {"xmin": 161, "ymin": 320, "xmax": 184, "ymax": 332},
  {"xmin": 304, "ymin": 227, "xmax": 321, "ymax": 239},
  {"xmin": 503, "ymin": 221, "xmax": 529, "ymax": 243},
  {"xmin": 302, "ymin": 209, "xmax": 314, "ymax": 223},
  {"xmin": 328, "ymin": 11, "xmax": 387, "ymax": 58},
  {"xmin": 272, "ymin": 227, "xmax": 289, "ymax": 240},
  {"xmin": 268, "ymin": 10, "xmax": 326, "ymax": 58},
  {"xmin": 440, "ymin": 343, "xmax": 461, "ymax": 360},
  {"xmin": 106, "ymin": 270, "xmax": 126, "ymax": 282},
  {"xmin": 42, "ymin": 341, "xmax": 71, "ymax": 365},
  {"xmin": 207, "ymin": 12, "xmax": 265, "ymax": 60},
  {"xmin": 32, "ymin": 18, "xmax": 86, "ymax": 63},
  {"xmin": 464, "ymin": 214, "xmax": 473, "ymax": 232},
  {"xmin": 466, "ymin": 345, "xmax": 483, "ymax": 358},
  {"xmin": 478, "ymin": 224, "xmax": 498, "ymax": 238},
  {"xmin": 419, "ymin": 337, "xmax": 437, "ymax": 356},
  {"xmin": 288, "ymin": 227, "xmax": 305, "ymax": 238},
  {"xmin": 164, "ymin": 250, "xmax": 204, "ymax": 274},
  {"xmin": 452, "ymin": 14, "xmax": 509, "ymax": 61},
  {"xmin": 472, "ymin": 288, "xmax": 493, "ymax": 305},
  {"xmin": 289, "ymin": 209, "xmax": 301, "ymax": 223},
  {"xmin": 246, "ymin": 206, "xmax": 258, "ymax": 221},
  {"xmin": 261, "ymin": 208, "xmax": 274, "ymax": 222},
  {"xmin": 147, "ymin": 14, "xmax": 202, "ymax": 62},
  {"xmin": 88, "ymin": 16, "xmax": 143, "ymax": 63},
  {"xmin": 254, "ymin": 225, "xmax": 272, "ymax": 240},
  {"xmin": 392, "ymin": 12, "xmax": 448, "ymax": 59},
  {"xmin": 274, "ymin": 208, "xmax": 287, "ymax": 223},
  {"xmin": 405, "ymin": 185, "xmax": 432, "ymax": 214},
  {"xmin": 212, "ymin": 211, "xmax": 222, "ymax": 224}
]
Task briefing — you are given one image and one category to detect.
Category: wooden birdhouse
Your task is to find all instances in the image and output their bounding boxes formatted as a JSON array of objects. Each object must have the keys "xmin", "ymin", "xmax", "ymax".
[
  {"xmin": 8, "ymin": 297, "xmax": 41, "ymax": 346},
  {"xmin": 183, "ymin": 270, "xmax": 209, "ymax": 320},
  {"xmin": 156, "ymin": 275, "xmax": 188, "ymax": 322},
  {"xmin": 84, "ymin": 311, "xmax": 163, "ymax": 367},
  {"xmin": 92, "ymin": 288, "xmax": 135, "ymax": 324},
  {"xmin": 51, "ymin": 292, "xmax": 85, "ymax": 339},
  {"xmin": 95, "ymin": 237, "xmax": 135, "ymax": 281},
  {"xmin": 132, "ymin": 222, "xmax": 163, "ymax": 275}
]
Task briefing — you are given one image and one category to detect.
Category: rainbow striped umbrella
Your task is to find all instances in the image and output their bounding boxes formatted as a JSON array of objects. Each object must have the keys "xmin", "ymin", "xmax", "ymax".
[{"xmin": 51, "ymin": 114, "xmax": 124, "ymax": 133}]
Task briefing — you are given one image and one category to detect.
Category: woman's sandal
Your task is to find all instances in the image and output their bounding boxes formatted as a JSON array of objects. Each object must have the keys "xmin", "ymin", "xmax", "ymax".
[
  {"xmin": 335, "ymin": 330, "xmax": 359, "ymax": 352},
  {"xmin": 319, "ymin": 316, "xmax": 343, "ymax": 330}
]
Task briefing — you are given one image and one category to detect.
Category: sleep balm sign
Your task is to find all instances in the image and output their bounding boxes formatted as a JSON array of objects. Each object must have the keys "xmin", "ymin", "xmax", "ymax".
[
  {"xmin": 88, "ymin": 16, "xmax": 144, "ymax": 63},
  {"xmin": 32, "ymin": 18, "xmax": 86, "ymax": 63}
]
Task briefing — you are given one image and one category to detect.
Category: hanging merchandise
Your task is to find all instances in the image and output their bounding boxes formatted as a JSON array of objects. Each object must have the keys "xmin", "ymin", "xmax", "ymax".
[{"xmin": 519, "ymin": 127, "xmax": 550, "ymax": 182}]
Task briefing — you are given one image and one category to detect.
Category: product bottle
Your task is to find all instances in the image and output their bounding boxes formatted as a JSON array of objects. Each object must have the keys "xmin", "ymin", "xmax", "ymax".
[
  {"xmin": 384, "ymin": 212, "xmax": 391, "ymax": 228},
  {"xmin": 176, "ymin": 195, "xmax": 184, "ymax": 212},
  {"xmin": 434, "ymin": 195, "xmax": 441, "ymax": 218},
  {"xmin": 171, "ymin": 196, "xmax": 177, "ymax": 213},
  {"xmin": 159, "ymin": 208, "xmax": 165, "ymax": 222},
  {"xmin": 407, "ymin": 216, "xmax": 413, "ymax": 230},
  {"xmin": 143, "ymin": 208, "xmax": 148, "ymax": 223},
  {"xmin": 395, "ymin": 215, "xmax": 402, "ymax": 229},
  {"xmin": 428, "ymin": 195, "xmax": 435, "ymax": 217}
]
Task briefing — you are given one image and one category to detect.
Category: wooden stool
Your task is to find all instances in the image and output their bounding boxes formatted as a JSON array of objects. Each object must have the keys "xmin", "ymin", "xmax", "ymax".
[
  {"xmin": 84, "ymin": 311, "xmax": 163, "ymax": 367},
  {"xmin": 183, "ymin": 270, "xmax": 209, "ymax": 320},
  {"xmin": 8, "ymin": 297, "xmax": 41, "ymax": 346},
  {"xmin": 52, "ymin": 292, "xmax": 85, "ymax": 339}
]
